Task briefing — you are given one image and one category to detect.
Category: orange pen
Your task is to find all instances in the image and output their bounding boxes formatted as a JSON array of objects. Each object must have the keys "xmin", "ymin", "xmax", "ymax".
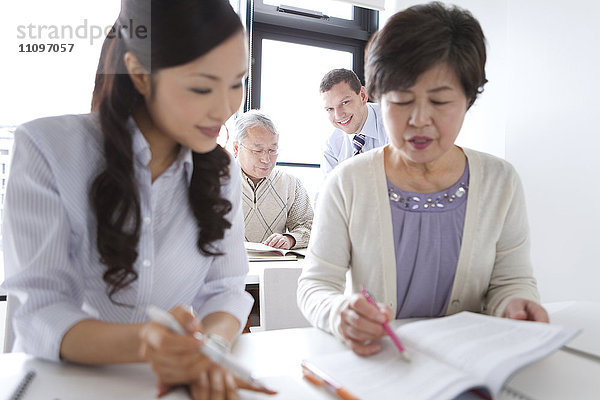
[{"xmin": 302, "ymin": 360, "xmax": 360, "ymax": 400}]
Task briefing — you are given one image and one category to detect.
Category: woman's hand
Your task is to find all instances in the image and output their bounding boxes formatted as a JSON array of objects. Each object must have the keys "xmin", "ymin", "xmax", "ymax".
[
  {"xmin": 139, "ymin": 306, "xmax": 207, "ymax": 390},
  {"xmin": 339, "ymin": 293, "xmax": 393, "ymax": 356},
  {"xmin": 189, "ymin": 371, "xmax": 278, "ymax": 400},
  {"xmin": 263, "ymin": 233, "xmax": 295, "ymax": 249},
  {"xmin": 140, "ymin": 307, "xmax": 277, "ymax": 399},
  {"xmin": 503, "ymin": 298, "xmax": 549, "ymax": 322},
  {"xmin": 187, "ymin": 364, "xmax": 238, "ymax": 400}
]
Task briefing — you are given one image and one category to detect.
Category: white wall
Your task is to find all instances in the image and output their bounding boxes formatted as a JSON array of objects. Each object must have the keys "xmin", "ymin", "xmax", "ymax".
[
  {"xmin": 383, "ymin": 0, "xmax": 600, "ymax": 302},
  {"xmin": 505, "ymin": 0, "xmax": 600, "ymax": 302},
  {"xmin": 0, "ymin": 0, "xmax": 121, "ymax": 126}
]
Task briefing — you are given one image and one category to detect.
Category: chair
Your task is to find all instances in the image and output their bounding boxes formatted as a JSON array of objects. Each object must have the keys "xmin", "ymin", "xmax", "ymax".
[
  {"xmin": 3, "ymin": 294, "xmax": 16, "ymax": 353},
  {"xmin": 258, "ymin": 266, "xmax": 310, "ymax": 330}
]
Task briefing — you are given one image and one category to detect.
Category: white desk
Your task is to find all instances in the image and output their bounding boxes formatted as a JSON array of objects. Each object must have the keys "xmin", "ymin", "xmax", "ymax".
[
  {"xmin": 231, "ymin": 308, "xmax": 600, "ymax": 400},
  {"xmin": 245, "ymin": 259, "xmax": 304, "ymax": 285},
  {"xmin": 1, "ymin": 302, "xmax": 599, "ymax": 400},
  {"xmin": 0, "ymin": 353, "xmax": 181, "ymax": 400},
  {"xmin": 245, "ymin": 259, "xmax": 307, "ymax": 331}
]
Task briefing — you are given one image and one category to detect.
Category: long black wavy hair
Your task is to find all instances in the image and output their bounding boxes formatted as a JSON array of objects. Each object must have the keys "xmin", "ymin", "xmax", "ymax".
[{"xmin": 90, "ymin": 0, "xmax": 243, "ymax": 303}]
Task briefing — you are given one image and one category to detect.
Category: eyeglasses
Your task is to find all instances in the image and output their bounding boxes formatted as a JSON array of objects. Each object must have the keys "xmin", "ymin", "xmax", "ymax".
[{"xmin": 239, "ymin": 143, "xmax": 279, "ymax": 157}]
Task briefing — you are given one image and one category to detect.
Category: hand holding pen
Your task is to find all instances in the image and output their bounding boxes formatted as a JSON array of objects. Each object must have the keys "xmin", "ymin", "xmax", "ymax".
[
  {"xmin": 361, "ymin": 289, "xmax": 411, "ymax": 362},
  {"xmin": 338, "ymin": 291, "xmax": 396, "ymax": 356},
  {"xmin": 139, "ymin": 305, "xmax": 206, "ymax": 396},
  {"xmin": 141, "ymin": 305, "xmax": 275, "ymax": 398}
]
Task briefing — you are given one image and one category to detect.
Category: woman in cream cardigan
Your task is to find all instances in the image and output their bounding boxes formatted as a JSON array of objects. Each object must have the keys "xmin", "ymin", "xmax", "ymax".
[{"xmin": 297, "ymin": 2, "xmax": 548, "ymax": 356}]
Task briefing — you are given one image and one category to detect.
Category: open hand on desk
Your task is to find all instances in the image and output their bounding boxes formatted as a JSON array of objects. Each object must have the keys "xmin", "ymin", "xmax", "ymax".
[
  {"xmin": 189, "ymin": 374, "xmax": 277, "ymax": 400},
  {"xmin": 502, "ymin": 298, "xmax": 549, "ymax": 323},
  {"xmin": 339, "ymin": 293, "xmax": 394, "ymax": 357},
  {"xmin": 263, "ymin": 233, "xmax": 295, "ymax": 249}
]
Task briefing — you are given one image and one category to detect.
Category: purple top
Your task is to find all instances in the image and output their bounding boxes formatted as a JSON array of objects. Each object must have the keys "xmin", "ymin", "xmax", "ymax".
[{"xmin": 387, "ymin": 163, "xmax": 469, "ymax": 318}]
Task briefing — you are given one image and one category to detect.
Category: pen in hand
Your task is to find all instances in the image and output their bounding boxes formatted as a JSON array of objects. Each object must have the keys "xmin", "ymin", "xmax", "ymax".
[
  {"xmin": 145, "ymin": 305, "xmax": 270, "ymax": 390},
  {"xmin": 302, "ymin": 360, "xmax": 359, "ymax": 400},
  {"xmin": 361, "ymin": 289, "xmax": 411, "ymax": 362}
]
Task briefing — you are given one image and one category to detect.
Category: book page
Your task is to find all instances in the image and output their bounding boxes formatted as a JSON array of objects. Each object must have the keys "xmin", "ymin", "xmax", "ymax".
[
  {"xmin": 244, "ymin": 242, "xmax": 306, "ymax": 258},
  {"xmin": 245, "ymin": 242, "xmax": 287, "ymax": 256},
  {"xmin": 306, "ymin": 341, "xmax": 484, "ymax": 400},
  {"xmin": 398, "ymin": 312, "xmax": 579, "ymax": 396},
  {"xmin": 247, "ymin": 255, "xmax": 298, "ymax": 262},
  {"xmin": 306, "ymin": 312, "xmax": 578, "ymax": 399}
]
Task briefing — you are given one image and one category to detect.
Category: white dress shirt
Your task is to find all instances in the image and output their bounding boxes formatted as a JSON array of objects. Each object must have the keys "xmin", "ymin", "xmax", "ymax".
[
  {"xmin": 1, "ymin": 113, "xmax": 253, "ymax": 360},
  {"xmin": 321, "ymin": 103, "xmax": 388, "ymax": 175}
]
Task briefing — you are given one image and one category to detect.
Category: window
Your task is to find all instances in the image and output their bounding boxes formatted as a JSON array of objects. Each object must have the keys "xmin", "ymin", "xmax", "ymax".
[
  {"xmin": 262, "ymin": 0, "xmax": 354, "ymax": 20},
  {"xmin": 246, "ymin": 1, "xmax": 378, "ymax": 198},
  {"xmin": 260, "ymin": 39, "xmax": 353, "ymax": 165}
]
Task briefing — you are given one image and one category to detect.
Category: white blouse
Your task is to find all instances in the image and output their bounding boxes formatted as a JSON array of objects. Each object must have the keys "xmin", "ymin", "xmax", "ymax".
[{"xmin": 2, "ymin": 113, "xmax": 253, "ymax": 360}]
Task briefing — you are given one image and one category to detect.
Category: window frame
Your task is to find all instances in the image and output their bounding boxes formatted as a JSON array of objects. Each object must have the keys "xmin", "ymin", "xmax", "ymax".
[{"xmin": 245, "ymin": 1, "xmax": 378, "ymax": 168}]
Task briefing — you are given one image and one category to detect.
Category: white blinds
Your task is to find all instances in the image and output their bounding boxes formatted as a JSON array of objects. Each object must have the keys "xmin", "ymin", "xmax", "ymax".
[{"xmin": 331, "ymin": 0, "xmax": 386, "ymax": 11}]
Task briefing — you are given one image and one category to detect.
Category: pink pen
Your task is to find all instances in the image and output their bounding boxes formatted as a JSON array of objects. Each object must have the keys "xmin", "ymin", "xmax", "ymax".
[{"xmin": 361, "ymin": 289, "xmax": 411, "ymax": 362}]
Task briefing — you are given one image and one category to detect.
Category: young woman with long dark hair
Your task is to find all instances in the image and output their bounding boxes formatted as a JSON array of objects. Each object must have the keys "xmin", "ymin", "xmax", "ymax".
[{"xmin": 2, "ymin": 1, "xmax": 270, "ymax": 398}]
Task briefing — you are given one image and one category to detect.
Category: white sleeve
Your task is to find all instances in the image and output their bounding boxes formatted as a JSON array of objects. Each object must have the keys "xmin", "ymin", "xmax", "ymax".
[
  {"xmin": 485, "ymin": 168, "xmax": 540, "ymax": 315},
  {"xmin": 321, "ymin": 130, "xmax": 343, "ymax": 175},
  {"xmin": 2, "ymin": 126, "xmax": 91, "ymax": 360}
]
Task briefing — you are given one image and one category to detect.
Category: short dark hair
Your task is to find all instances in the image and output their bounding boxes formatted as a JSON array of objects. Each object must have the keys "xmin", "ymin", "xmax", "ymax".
[
  {"xmin": 319, "ymin": 68, "xmax": 362, "ymax": 94},
  {"xmin": 365, "ymin": 1, "xmax": 487, "ymax": 108}
]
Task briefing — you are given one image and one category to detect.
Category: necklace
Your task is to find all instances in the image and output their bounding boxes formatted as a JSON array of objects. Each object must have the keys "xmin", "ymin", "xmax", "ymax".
[{"xmin": 388, "ymin": 182, "xmax": 468, "ymax": 210}]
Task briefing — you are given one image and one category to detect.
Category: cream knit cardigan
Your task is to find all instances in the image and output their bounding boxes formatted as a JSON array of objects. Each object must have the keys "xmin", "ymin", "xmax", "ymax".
[{"xmin": 297, "ymin": 146, "xmax": 541, "ymax": 340}]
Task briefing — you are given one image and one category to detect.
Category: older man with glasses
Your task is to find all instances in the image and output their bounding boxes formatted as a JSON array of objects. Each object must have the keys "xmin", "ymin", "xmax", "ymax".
[{"xmin": 233, "ymin": 110, "xmax": 313, "ymax": 250}]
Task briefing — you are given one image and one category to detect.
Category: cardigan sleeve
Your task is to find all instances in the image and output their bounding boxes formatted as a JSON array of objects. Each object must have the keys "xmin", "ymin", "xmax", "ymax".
[
  {"xmin": 484, "ymin": 166, "xmax": 541, "ymax": 316},
  {"xmin": 298, "ymin": 149, "xmax": 394, "ymax": 342},
  {"xmin": 297, "ymin": 170, "xmax": 352, "ymax": 341}
]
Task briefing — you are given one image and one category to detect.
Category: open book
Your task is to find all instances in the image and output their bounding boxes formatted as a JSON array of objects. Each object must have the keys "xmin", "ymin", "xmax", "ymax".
[
  {"xmin": 244, "ymin": 242, "xmax": 306, "ymax": 261},
  {"xmin": 304, "ymin": 312, "xmax": 579, "ymax": 400}
]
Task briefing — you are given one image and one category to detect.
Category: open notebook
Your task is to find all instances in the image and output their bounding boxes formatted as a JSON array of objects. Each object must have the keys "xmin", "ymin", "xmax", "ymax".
[
  {"xmin": 244, "ymin": 242, "xmax": 306, "ymax": 261},
  {"xmin": 304, "ymin": 312, "xmax": 578, "ymax": 400}
]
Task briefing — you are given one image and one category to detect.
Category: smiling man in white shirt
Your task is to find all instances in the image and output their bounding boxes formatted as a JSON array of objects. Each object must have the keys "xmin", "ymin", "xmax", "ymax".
[{"xmin": 320, "ymin": 68, "xmax": 389, "ymax": 175}]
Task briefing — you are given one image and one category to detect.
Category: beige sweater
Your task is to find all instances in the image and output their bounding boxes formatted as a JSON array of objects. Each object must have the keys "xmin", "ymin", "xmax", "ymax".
[
  {"xmin": 241, "ymin": 168, "xmax": 313, "ymax": 249},
  {"xmin": 297, "ymin": 146, "xmax": 541, "ymax": 340}
]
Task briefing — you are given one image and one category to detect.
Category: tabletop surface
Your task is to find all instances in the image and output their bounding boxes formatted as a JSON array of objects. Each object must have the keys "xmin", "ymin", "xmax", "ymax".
[{"xmin": 1, "ymin": 302, "xmax": 599, "ymax": 400}]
